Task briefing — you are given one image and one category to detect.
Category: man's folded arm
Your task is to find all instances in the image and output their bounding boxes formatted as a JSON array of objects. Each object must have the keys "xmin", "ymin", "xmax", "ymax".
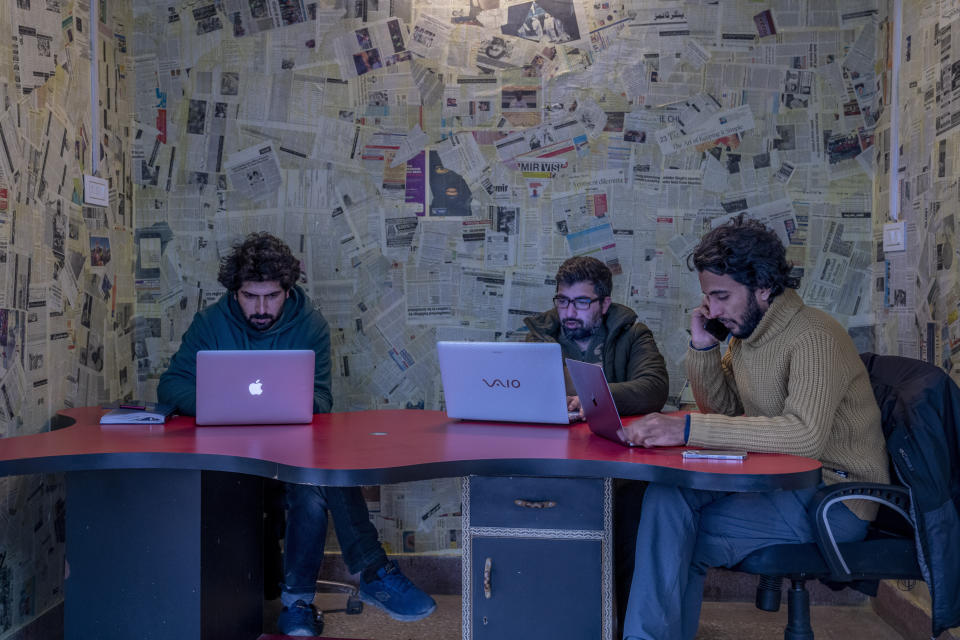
[
  {"xmin": 687, "ymin": 344, "xmax": 743, "ymax": 416},
  {"xmin": 310, "ymin": 316, "xmax": 333, "ymax": 414},
  {"xmin": 608, "ymin": 326, "xmax": 669, "ymax": 415},
  {"xmin": 687, "ymin": 334, "xmax": 848, "ymax": 458},
  {"xmin": 157, "ymin": 314, "xmax": 210, "ymax": 416}
]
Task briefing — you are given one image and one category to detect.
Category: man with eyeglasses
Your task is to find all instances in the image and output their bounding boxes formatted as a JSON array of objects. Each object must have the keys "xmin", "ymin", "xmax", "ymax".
[
  {"xmin": 524, "ymin": 255, "xmax": 669, "ymax": 628},
  {"xmin": 524, "ymin": 255, "xmax": 668, "ymax": 416}
]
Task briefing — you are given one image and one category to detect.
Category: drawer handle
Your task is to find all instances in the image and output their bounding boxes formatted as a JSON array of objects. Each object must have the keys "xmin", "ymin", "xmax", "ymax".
[
  {"xmin": 483, "ymin": 557, "xmax": 492, "ymax": 599},
  {"xmin": 514, "ymin": 499, "xmax": 557, "ymax": 509}
]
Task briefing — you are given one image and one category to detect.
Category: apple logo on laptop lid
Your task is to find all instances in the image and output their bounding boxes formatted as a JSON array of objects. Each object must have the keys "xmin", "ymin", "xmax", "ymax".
[{"xmin": 249, "ymin": 379, "xmax": 263, "ymax": 396}]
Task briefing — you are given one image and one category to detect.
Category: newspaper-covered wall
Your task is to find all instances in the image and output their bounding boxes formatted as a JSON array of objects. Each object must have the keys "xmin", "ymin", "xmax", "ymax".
[
  {"xmin": 0, "ymin": 0, "xmax": 135, "ymax": 632},
  {"xmin": 128, "ymin": 0, "xmax": 901, "ymax": 554},
  {"xmin": 2, "ymin": 0, "xmax": 957, "ymax": 621},
  {"xmin": 888, "ymin": 0, "xmax": 960, "ymax": 378}
]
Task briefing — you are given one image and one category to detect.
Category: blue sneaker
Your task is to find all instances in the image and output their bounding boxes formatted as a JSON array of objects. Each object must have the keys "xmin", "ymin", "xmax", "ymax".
[
  {"xmin": 358, "ymin": 560, "xmax": 437, "ymax": 621},
  {"xmin": 276, "ymin": 599, "xmax": 323, "ymax": 637}
]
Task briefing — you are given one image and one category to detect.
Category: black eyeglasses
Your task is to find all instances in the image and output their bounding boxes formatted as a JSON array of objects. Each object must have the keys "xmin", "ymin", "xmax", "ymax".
[{"xmin": 553, "ymin": 295, "xmax": 602, "ymax": 310}]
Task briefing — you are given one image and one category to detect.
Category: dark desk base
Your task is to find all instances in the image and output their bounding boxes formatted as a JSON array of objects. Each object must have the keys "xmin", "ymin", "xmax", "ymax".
[
  {"xmin": 36, "ymin": 409, "xmax": 819, "ymax": 638},
  {"xmin": 66, "ymin": 469, "xmax": 264, "ymax": 640}
]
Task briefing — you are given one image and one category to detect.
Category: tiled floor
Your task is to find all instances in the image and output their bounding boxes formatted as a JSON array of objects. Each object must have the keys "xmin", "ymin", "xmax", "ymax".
[{"xmin": 264, "ymin": 593, "xmax": 908, "ymax": 639}]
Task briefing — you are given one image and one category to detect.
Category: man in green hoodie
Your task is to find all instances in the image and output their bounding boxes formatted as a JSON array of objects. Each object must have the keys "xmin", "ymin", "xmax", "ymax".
[
  {"xmin": 523, "ymin": 254, "xmax": 669, "ymax": 629},
  {"xmin": 158, "ymin": 233, "xmax": 435, "ymax": 637}
]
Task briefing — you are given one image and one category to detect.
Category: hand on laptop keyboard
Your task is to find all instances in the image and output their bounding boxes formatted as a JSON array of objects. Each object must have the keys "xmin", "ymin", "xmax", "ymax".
[{"xmin": 567, "ymin": 395, "xmax": 585, "ymax": 423}]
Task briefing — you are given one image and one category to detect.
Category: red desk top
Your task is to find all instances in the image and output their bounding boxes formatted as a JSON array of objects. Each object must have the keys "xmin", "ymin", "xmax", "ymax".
[{"xmin": 0, "ymin": 408, "xmax": 821, "ymax": 491}]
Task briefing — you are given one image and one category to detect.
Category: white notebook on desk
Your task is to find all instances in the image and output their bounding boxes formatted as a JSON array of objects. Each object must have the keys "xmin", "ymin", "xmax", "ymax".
[{"xmin": 100, "ymin": 402, "xmax": 175, "ymax": 425}]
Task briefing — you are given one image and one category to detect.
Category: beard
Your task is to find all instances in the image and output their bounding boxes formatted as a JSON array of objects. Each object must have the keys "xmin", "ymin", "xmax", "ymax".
[
  {"xmin": 730, "ymin": 293, "xmax": 766, "ymax": 339},
  {"xmin": 561, "ymin": 319, "xmax": 600, "ymax": 342},
  {"xmin": 246, "ymin": 313, "xmax": 278, "ymax": 331}
]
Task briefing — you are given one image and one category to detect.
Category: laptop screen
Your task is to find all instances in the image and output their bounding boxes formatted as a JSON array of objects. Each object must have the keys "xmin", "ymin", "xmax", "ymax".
[
  {"xmin": 195, "ymin": 350, "xmax": 314, "ymax": 425},
  {"xmin": 566, "ymin": 359, "xmax": 637, "ymax": 446},
  {"xmin": 437, "ymin": 341, "xmax": 572, "ymax": 424}
]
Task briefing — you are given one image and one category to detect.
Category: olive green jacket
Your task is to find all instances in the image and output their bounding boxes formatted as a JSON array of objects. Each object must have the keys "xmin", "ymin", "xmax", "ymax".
[{"xmin": 524, "ymin": 303, "xmax": 669, "ymax": 415}]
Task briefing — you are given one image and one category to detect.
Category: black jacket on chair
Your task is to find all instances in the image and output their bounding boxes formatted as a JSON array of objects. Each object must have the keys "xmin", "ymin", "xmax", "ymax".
[{"xmin": 860, "ymin": 353, "xmax": 960, "ymax": 636}]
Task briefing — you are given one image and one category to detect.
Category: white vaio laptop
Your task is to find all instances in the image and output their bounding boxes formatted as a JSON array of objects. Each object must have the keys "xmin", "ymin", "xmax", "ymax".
[
  {"xmin": 566, "ymin": 359, "xmax": 638, "ymax": 446},
  {"xmin": 437, "ymin": 341, "xmax": 579, "ymax": 424},
  {"xmin": 195, "ymin": 350, "xmax": 315, "ymax": 425}
]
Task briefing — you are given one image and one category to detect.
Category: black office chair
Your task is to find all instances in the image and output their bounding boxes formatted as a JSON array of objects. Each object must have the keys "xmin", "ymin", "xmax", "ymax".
[
  {"xmin": 734, "ymin": 483, "xmax": 920, "ymax": 640},
  {"xmin": 733, "ymin": 353, "xmax": 960, "ymax": 640}
]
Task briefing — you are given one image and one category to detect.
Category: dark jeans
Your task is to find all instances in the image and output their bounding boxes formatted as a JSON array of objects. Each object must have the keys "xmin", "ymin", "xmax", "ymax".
[
  {"xmin": 614, "ymin": 479, "xmax": 647, "ymax": 634},
  {"xmin": 281, "ymin": 483, "xmax": 387, "ymax": 605}
]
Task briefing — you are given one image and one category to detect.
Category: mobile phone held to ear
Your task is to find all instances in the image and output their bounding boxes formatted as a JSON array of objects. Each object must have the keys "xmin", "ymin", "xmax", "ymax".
[{"xmin": 703, "ymin": 318, "xmax": 730, "ymax": 341}]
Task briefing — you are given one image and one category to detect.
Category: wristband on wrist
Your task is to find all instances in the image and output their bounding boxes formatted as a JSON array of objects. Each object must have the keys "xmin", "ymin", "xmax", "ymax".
[{"xmin": 689, "ymin": 340, "xmax": 719, "ymax": 351}]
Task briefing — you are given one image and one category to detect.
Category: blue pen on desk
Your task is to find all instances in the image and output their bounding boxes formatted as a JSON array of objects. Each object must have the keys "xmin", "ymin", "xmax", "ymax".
[{"xmin": 119, "ymin": 404, "xmax": 146, "ymax": 410}]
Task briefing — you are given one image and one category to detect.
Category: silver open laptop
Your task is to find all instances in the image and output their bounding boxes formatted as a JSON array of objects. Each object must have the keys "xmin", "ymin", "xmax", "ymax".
[
  {"xmin": 566, "ymin": 359, "xmax": 638, "ymax": 446},
  {"xmin": 437, "ymin": 341, "xmax": 578, "ymax": 424},
  {"xmin": 195, "ymin": 350, "xmax": 315, "ymax": 425}
]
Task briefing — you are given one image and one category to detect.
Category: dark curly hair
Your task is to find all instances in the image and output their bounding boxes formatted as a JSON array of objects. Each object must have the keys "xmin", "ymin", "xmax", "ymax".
[
  {"xmin": 218, "ymin": 232, "xmax": 301, "ymax": 292},
  {"xmin": 687, "ymin": 214, "xmax": 800, "ymax": 297},
  {"xmin": 555, "ymin": 256, "xmax": 613, "ymax": 299}
]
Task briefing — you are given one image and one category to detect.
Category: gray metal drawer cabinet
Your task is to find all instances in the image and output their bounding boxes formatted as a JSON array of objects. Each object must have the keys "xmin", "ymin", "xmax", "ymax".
[
  {"xmin": 468, "ymin": 475, "xmax": 605, "ymax": 530},
  {"xmin": 462, "ymin": 475, "xmax": 612, "ymax": 640}
]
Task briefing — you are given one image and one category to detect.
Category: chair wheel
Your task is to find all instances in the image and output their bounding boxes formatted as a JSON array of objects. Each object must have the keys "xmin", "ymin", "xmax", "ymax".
[{"xmin": 346, "ymin": 596, "xmax": 363, "ymax": 614}]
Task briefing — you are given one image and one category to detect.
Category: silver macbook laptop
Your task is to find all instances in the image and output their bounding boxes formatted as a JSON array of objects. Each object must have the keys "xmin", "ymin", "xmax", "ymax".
[
  {"xmin": 195, "ymin": 350, "xmax": 315, "ymax": 425},
  {"xmin": 437, "ymin": 341, "xmax": 578, "ymax": 424},
  {"xmin": 566, "ymin": 359, "xmax": 638, "ymax": 446}
]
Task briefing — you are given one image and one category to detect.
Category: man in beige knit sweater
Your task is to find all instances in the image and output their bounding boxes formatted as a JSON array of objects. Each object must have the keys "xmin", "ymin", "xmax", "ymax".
[{"xmin": 620, "ymin": 215, "xmax": 889, "ymax": 640}]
